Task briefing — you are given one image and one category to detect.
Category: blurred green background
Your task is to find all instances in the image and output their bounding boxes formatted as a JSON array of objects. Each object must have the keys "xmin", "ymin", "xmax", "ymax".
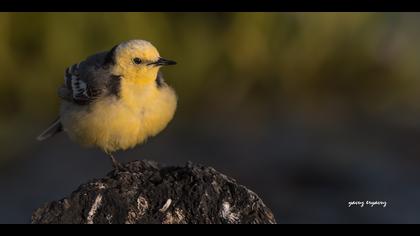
[{"xmin": 2, "ymin": 13, "xmax": 420, "ymax": 223}]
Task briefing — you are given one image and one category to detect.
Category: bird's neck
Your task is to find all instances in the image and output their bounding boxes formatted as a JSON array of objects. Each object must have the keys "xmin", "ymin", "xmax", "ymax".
[{"xmin": 120, "ymin": 78, "xmax": 159, "ymax": 107}]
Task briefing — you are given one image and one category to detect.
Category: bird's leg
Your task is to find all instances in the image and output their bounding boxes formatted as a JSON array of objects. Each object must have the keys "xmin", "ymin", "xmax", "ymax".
[{"xmin": 107, "ymin": 152, "xmax": 124, "ymax": 172}]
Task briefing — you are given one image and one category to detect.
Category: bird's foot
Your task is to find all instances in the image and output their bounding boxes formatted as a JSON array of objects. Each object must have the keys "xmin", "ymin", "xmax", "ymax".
[
  {"xmin": 112, "ymin": 161, "xmax": 126, "ymax": 173},
  {"xmin": 107, "ymin": 153, "xmax": 127, "ymax": 174}
]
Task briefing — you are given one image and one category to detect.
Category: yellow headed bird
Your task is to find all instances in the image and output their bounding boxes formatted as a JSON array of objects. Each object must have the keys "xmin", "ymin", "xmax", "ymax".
[{"xmin": 37, "ymin": 39, "xmax": 177, "ymax": 170}]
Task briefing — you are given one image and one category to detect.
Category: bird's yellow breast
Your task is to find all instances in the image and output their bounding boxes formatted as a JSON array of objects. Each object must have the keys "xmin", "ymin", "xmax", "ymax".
[{"xmin": 60, "ymin": 80, "xmax": 177, "ymax": 153}]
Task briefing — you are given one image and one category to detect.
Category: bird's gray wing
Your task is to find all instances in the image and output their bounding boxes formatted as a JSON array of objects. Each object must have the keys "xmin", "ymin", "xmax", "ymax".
[
  {"xmin": 59, "ymin": 51, "xmax": 121, "ymax": 105},
  {"xmin": 155, "ymin": 70, "xmax": 166, "ymax": 88}
]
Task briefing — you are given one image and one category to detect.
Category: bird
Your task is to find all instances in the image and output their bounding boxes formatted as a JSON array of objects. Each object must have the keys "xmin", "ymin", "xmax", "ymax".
[{"xmin": 37, "ymin": 39, "xmax": 178, "ymax": 171}]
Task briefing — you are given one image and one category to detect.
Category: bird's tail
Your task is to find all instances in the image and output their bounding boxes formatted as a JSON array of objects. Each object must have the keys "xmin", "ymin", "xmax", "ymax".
[{"xmin": 36, "ymin": 117, "xmax": 63, "ymax": 141}]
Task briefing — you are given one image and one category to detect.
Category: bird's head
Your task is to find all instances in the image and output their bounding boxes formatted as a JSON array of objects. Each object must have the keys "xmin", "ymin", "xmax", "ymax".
[{"xmin": 104, "ymin": 39, "xmax": 176, "ymax": 85}]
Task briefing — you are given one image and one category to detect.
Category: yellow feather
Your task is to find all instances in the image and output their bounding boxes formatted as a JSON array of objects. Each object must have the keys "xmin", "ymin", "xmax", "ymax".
[{"xmin": 60, "ymin": 77, "xmax": 177, "ymax": 153}]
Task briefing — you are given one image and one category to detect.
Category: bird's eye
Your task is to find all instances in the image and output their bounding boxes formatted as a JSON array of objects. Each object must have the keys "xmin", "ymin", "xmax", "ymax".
[{"xmin": 133, "ymin": 57, "xmax": 142, "ymax": 65}]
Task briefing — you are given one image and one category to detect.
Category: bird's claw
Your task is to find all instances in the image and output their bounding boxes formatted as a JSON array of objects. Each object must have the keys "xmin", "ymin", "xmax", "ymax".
[{"xmin": 108, "ymin": 153, "xmax": 127, "ymax": 174}]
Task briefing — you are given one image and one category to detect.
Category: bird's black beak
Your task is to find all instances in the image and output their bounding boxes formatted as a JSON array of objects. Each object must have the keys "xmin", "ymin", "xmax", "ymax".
[{"xmin": 148, "ymin": 57, "xmax": 177, "ymax": 67}]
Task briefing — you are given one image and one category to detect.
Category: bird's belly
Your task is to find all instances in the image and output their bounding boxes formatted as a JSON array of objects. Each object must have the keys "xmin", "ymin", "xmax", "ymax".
[{"xmin": 60, "ymin": 91, "xmax": 177, "ymax": 153}]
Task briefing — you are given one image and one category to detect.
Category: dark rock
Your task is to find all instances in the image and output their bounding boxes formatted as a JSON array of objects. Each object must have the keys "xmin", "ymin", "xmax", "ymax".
[{"xmin": 31, "ymin": 160, "xmax": 276, "ymax": 224}]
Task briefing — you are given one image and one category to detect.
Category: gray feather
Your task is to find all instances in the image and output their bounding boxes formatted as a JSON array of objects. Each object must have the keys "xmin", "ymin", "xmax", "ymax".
[
  {"xmin": 36, "ymin": 117, "xmax": 63, "ymax": 141},
  {"xmin": 61, "ymin": 46, "xmax": 121, "ymax": 106}
]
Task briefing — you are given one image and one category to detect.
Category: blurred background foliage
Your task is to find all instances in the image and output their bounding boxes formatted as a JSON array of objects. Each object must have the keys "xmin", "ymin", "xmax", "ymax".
[{"xmin": 2, "ymin": 13, "xmax": 420, "ymax": 223}]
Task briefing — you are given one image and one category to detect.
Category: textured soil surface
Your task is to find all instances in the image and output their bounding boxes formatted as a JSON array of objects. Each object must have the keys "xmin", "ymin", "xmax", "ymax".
[{"xmin": 31, "ymin": 160, "xmax": 276, "ymax": 224}]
